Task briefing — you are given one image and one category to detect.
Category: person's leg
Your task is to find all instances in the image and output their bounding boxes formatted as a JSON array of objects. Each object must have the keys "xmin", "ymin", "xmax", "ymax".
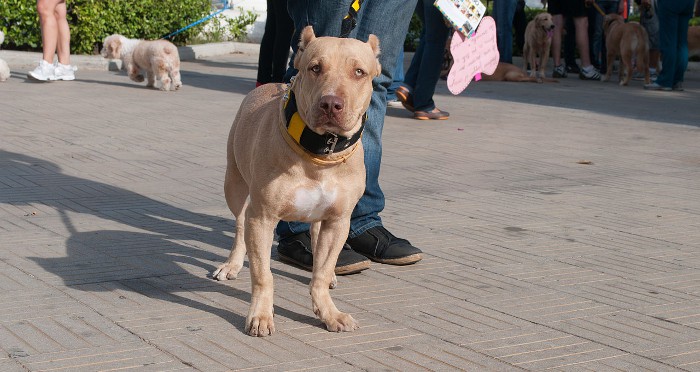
[
  {"xmin": 588, "ymin": 3, "xmax": 600, "ymax": 68},
  {"xmin": 54, "ymin": 1, "xmax": 70, "ymax": 65},
  {"xmin": 574, "ymin": 16, "xmax": 593, "ymax": 68},
  {"xmin": 672, "ymin": 0, "xmax": 694, "ymax": 85},
  {"xmin": 402, "ymin": 1, "xmax": 424, "ymax": 91},
  {"xmin": 271, "ymin": 0, "xmax": 294, "ymax": 83},
  {"xmin": 513, "ymin": 0, "xmax": 527, "ymax": 54},
  {"xmin": 411, "ymin": 0, "xmax": 450, "ymax": 113},
  {"xmin": 387, "ymin": 50, "xmax": 405, "ymax": 101},
  {"xmin": 654, "ymin": 0, "xmax": 677, "ymax": 88},
  {"xmin": 493, "ymin": 0, "xmax": 517, "ymax": 63},
  {"xmin": 552, "ymin": 14, "xmax": 564, "ymax": 67},
  {"xmin": 563, "ymin": 17, "xmax": 577, "ymax": 70},
  {"xmin": 256, "ymin": 0, "xmax": 277, "ymax": 84},
  {"xmin": 37, "ymin": 0, "xmax": 63, "ymax": 63}
]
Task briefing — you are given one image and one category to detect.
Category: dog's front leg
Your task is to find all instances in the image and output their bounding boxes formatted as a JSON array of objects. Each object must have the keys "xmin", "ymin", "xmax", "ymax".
[
  {"xmin": 310, "ymin": 218, "xmax": 358, "ymax": 332},
  {"xmin": 244, "ymin": 209, "xmax": 276, "ymax": 337},
  {"xmin": 309, "ymin": 222, "xmax": 337, "ymax": 289}
]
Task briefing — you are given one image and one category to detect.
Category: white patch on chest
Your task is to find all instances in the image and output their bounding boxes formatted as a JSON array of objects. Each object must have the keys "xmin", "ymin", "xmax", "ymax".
[{"xmin": 293, "ymin": 182, "xmax": 338, "ymax": 220}]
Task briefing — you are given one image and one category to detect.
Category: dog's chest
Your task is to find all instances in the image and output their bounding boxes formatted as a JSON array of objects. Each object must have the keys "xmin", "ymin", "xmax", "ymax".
[{"xmin": 291, "ymin": 182, "xmax": 339, "ymax": 221}]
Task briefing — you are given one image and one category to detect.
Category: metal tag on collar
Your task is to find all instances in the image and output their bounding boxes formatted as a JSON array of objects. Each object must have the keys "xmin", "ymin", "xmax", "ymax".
[{"xmin": 324, "ymin": 133, "xmax": 339, "ymax": 154}]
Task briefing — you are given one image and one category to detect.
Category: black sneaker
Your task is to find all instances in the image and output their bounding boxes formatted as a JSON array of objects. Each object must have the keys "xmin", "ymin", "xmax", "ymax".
[
  {"xmin": 552, "ymin": 64, "xmax": 567, "ymax": 78},
  {"xmin": 346, "ymin": 226, "xmax": 423, "ymax": 265},
  {"xmin": 276, "ymin": 231, "xmax": 370, "ymax": 275},
  {"xmin": 565, "ymin": 64, "xmax": 581, "ymax": 74}
]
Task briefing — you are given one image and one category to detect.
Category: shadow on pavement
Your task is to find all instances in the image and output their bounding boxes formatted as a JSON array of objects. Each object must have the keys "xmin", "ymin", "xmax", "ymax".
[{"xmin": 0, "ymin": 150, "xmax": 318, "ymax": 333}]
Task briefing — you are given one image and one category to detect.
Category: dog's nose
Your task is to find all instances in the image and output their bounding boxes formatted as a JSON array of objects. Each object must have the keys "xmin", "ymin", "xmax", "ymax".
[
  {"xmin": 549, "ymin": 25, "xmax": 555, "ymax": 30},
  {"xmin": 319, "ymin": 95, "xmax": 344, "ymax": 115}
]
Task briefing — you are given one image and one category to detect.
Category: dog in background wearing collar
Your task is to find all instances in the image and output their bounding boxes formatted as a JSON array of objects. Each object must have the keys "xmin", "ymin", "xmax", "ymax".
[{"xmin": 213, "ymin": 26, "xmax": 381, "ymax": 337}]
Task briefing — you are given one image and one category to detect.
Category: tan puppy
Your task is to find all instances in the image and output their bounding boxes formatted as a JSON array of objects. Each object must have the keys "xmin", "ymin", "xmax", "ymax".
[
  {"xmin": 602, "ymin": 14, "xmax": 650, "ymax": 85},
  {"xmin": 689, "ymin": 26, "xmax": 700, "ymax": 58},
  {"xmin": 522, "ymin": 12, "xmax": 555, "ymax": 83},
  {"xmin": 212, "ymin": 26, "xmax": 381, "ymax": 337},
  {"xmin": 481, "ymin": 62, "xmax": 558, "ymax": 82},
  {"xmin": 101, "ymin": 34, "xmax": 182, "ymax": 91}
]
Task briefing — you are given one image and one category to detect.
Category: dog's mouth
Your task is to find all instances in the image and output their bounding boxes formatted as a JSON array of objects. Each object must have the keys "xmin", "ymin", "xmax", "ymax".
[{"xmin": 311, "ymin": 112, "xmax": 353, "ymax": 135}]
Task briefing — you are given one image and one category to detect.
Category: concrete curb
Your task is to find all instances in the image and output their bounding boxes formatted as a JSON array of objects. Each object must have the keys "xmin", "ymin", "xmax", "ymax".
[{"xmin": 0, "ymin": 41, "xmax": 261, "ymax": 71}]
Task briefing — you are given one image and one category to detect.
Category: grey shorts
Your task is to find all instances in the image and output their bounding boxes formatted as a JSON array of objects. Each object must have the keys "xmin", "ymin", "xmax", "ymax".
[{"xmin": 640, "ymin": 7, "xmax": 659, "ymax": 50}]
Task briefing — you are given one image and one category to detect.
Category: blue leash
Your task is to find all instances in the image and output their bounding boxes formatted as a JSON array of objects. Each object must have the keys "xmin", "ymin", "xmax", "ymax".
[{"xmin": 160, "ymin": 2, "xmax": 231, "ymax": 39}]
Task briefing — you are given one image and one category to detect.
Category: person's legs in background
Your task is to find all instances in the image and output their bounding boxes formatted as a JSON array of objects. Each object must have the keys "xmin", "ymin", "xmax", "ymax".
[
  {"xmin": 400, "ymin": 0, "xmax": 450, "ymax": 119},
  {"xmin": 29, "ymin": 0, "xmax": 74, "ymax": 81},
  {"xmin": 493, "ymin": 0, "xmax": 517, "ymax": 63}
]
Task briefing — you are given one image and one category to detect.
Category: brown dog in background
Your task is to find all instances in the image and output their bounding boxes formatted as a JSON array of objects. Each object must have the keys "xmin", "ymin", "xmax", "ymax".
[
  {"xmin": 481, "ymin": 62, "xmax": 558, "ymax": 82},
  {"xmin": 602, "ymin": 14, "xmax": 650, "ymax": 85},
  {"xmin": 522, "ymin": 12, "xmax": 555, "ymax": 83},
  {"xmin": 689, "ymin": 26, "xmax": 700, "ymax": 58}
]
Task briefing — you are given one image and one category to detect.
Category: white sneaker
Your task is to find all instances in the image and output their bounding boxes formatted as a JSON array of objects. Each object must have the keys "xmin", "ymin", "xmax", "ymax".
[
  {"xmin": 54, "ymin": 63, "xmax": 77, "ymax": 81},
  {"xmin": 387, "ymin": 99, "xmax": 403, "ymax": 108},
  {"xmin": 27, "ymin": 60, "xmax": 55, "ymax": 81}
]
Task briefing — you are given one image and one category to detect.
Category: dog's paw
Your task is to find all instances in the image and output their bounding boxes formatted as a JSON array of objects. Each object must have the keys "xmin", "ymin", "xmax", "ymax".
[
  {"xmin": 212, "ymin": 262, "xmax": 242, "ymax": 280},
  {"xmin": 324, "ymin": 312, "xmax": 358, "ymax": 333},
  {"xmin": 246, "ymin": 313, "xmax": 275, "ymax": 337}
]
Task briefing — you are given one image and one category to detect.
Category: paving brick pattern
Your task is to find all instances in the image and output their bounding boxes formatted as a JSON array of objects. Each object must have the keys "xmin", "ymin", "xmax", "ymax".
[{"xmin": 1, "ymin": 51, "xmax": 699, "ymax": 371}]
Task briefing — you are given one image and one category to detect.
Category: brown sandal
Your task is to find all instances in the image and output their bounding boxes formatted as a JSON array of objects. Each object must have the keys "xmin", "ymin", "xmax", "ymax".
[
  {"xmin": 414, "ymin": 108, "xmax": 449, "ymax": 120},
  {"xmin": 395, "ymin": 86, "xmax": 415, "ymax": 112}
]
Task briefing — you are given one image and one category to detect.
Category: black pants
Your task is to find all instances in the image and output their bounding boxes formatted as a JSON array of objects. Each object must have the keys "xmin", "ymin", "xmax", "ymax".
[{"xmin": 256, "ymin": 0, "xmax": 294, "ymax": 84}]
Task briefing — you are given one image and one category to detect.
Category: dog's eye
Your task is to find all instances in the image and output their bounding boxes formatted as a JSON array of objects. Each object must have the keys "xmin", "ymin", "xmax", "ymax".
[
  {"xmin": 310, "ymin": 64, "xmax": 321, "ymax": 73},
  {"xmin": 355, "ymin": 68, "xmax": 365, "ymax": 77}
]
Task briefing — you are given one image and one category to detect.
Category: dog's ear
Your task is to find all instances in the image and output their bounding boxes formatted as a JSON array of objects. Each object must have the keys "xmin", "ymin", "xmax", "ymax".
[
  {"xmin": 294, "ymin": 26, "xmax": 315, "ymax": 68},
  {"xmin": 298, "ymin": 26, "xmax": 316, "ymax": 52},
  {"xmin": 366, "ymin": 34, "xmax": 382, "ymax": 77}
]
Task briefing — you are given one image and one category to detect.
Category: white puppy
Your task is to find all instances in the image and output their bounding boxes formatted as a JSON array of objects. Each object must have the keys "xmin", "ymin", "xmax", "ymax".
[
  {"xmin": 101, "ymin": 34, "xmax": 182, "ymax": 91},
  {"xmin": 0, "ymin": 31, "xmax": 10, "ymax": 82}
]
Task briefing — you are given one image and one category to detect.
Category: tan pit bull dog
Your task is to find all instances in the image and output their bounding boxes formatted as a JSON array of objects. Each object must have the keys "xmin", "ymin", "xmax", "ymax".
[{"xmin": 212, "ymin": 26, "xmax": 381, "ymax": 337}]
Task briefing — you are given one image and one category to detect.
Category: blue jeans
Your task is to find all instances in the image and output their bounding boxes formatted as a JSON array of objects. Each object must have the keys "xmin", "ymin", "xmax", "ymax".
[
  {"xmin": 403, "ymin": 0, "xmax": 450, "ymax": 113},
  {"xmin": 589, "ymin": 1, "xmax": 619, "ymax": 70},
  {"xmin": 278, "ymin": 0, "xmax": 418, "ymax": 239},
  {"xmin": 655, "ymin": 0, "xmax": 694, "ymax": 88},
  {"xmin": 387, "ymin": 49, "xmax": 405, "ymax": 101},
  {"xmin": 493, "ymin": 0, "xmax": 517, "ymax": 63}
]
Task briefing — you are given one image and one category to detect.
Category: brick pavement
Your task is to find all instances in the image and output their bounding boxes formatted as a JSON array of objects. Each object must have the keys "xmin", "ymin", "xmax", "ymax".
[{"xmin": 1, "ymin": 49, "xmax": 700, "ymax": 371}]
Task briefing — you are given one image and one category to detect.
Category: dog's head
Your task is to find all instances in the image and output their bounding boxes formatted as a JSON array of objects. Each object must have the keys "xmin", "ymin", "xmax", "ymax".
[
  {"xmin": 603, "ymin": 14, "xmax": 623, "ymax": 33},
  {"xmin": 100, "ymin": 34, "xmax": 125, "ymax": 59},
  {"xmin": 534, "ymin": 12, "xmax": 555, "ymax": 33},
  {"xmin": 292, "ymin": 26, "xmax": 381, "ymax": 138}
]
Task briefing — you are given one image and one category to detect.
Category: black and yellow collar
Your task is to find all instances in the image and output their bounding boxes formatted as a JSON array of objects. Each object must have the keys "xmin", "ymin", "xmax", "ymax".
[{"xmin": 283, "ymin": 89, "xmax": 365, "ymax": 156}]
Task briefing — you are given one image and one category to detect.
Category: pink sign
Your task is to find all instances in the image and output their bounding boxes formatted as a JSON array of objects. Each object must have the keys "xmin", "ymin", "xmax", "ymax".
[{"xmin": 447, "ymin": 16, "xmax": 499, "ymax": 95}]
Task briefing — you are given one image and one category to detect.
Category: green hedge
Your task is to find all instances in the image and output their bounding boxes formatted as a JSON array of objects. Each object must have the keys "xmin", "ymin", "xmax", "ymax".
[{"xmin": 0, "ymin": 0, "xmax": 211, "ymax": 54}]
